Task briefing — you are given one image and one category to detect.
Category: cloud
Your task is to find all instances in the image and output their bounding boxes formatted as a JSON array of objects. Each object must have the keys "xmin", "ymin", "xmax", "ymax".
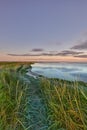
[
  {"xmin": 74, "ymin": 55, "xmax": 87, "ymax": 58},
  {"xmin": 56, "ymin": 50, "xmax": 83, "ymax": 56},
  {"xmin": 8, "ymin": 54, "xmax": 23, "ymax": 56},
  {"xmin": 31, "ymin": 48, "xmax": 44, "ymax": 52},
  {"xmin": 8, "ymin": 50, "xmax": 83, "ymax": 57},
  {"xmin": 8, "ymin": 53, "xmax": 41, "ymax": 56},
  {"xmin": 71, "ymin": 40, "xmax": 87, "ymax": 50},
  {"xmin": 8, "ymin": 52, "xmax": 55, "ymax": 56}
]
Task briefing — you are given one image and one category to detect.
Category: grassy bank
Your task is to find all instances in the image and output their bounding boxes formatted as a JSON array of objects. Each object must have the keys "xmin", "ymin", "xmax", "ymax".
[
  {"xmin": 0, "ymin": 62, "xmax": 33, "ymax": 70},
  {"xmin": 40, "ymin": 78, "xmax": 87, "ymax": 130},
  {"xmin": 0, "ymin": 64, "xmax": 31, "ymax": 130},
  {"xmin": 0, "ymin": 62, "xmax": 87, "ymax": 130}
]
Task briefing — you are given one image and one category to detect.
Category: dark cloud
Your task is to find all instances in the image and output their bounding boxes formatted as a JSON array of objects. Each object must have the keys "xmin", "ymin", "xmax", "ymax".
[
  {"xmin": 8, "ymin": 52, "xmax": 55, "ymax": 56},
  {"xmin": 56, "ymin": 50, "xmax": 83, "ymax": 56},
  {"xmin": 71, "ymin": 41, "xmax": 87, "ymax": 50},
  {"xmin": 74, "ymin": 55, "xmax": 87, "ymax": 58},
  {"xmin": 8, "ymin": 54, "xmax": 30, "ymax": 56},
  {"xmin": 31, "ymin": 48, "xmax": 44, "ymax": 52},
  {"xmin": 8, "ymin": 54, "xmax": 23, "ymax": 56},
  {"xmin": 8, "ymin": 50, "xmax": 83, "ymax": 57},
  {"xmin": 8, "ymin": 53, "xmax": 41, "ymax": 56}
]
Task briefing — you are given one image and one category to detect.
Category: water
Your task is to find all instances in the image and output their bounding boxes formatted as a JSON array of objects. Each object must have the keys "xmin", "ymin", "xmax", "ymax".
[{"xmin": 31, "ymin": 62, "xmax": 87, "ymax": 82}]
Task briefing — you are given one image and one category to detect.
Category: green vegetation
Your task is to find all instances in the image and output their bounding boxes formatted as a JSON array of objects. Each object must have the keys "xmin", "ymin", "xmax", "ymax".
[
  {"xmin": 0, "ymin": 62, "xmax": 87, "ymax": 130},
  {"xmin": 40, "ymin": 78, "xmax": 87, "ymax": 130},
  {"xmin": 0, "ymin": 63, "xmax": 31, "ymax": 130},
  {"xmin": 0, "ymin": 62, "xmax": 33, "ymax": 70}
]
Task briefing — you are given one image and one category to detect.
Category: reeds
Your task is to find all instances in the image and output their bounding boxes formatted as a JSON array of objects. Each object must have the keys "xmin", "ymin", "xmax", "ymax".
[
  {"xmin": 0, "ymin": 69, "xmax": 29, "ymax": 130},
  {"xmin": 40, "ymin": 78, "xmax": 87, "ymax": 130},
  {"xmin": 0, "ymin": 62, "xmax": 87, "ymax": 130}
]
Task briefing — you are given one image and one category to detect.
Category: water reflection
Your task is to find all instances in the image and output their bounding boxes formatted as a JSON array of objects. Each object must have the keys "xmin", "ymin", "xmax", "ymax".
[{"xmin": 31, "ymin": 63, "xmax": 87, "ymax": 82}]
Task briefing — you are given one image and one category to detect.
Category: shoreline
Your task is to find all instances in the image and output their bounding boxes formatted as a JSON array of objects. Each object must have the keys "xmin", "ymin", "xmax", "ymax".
[
  {"xmin": 27, "ymin": 69, "xmax": 40, "ymax": 79},
  {"xmin": 27, "ymin": 69, "xmax": 87, "ymax": 85}
]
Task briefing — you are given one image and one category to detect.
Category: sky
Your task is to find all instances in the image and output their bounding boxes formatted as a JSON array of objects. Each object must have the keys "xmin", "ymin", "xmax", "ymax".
[{"xmin": 0, "ymin": 0, "xmax": 87, "ymax": 62}]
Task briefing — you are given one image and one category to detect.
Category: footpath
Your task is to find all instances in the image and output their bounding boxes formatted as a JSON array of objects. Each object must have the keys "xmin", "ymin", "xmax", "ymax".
[{"xmin": 25, "ymin": 76, "xmax": 48, "ymax": 130}]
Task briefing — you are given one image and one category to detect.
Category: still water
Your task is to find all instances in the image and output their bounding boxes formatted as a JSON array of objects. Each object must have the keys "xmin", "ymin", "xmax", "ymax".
[{"xmin": 31, "ymin": 62, "xmax": 87, "ymax": 82}]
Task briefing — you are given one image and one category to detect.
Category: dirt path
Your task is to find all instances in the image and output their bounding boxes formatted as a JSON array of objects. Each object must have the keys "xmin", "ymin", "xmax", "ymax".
[{"xmin": 25, "ymin": 76, "xmax": 48, "ymax": 130}]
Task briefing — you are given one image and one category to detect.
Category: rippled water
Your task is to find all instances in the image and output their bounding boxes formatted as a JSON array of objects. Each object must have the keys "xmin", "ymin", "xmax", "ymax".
[{"xmin": 31, "ymin": 62, "xmax": 87, "ymax": 82}]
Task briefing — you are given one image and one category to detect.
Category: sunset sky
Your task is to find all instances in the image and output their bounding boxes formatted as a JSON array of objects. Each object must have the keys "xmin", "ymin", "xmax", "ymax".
[{"xmin": 0, "ymin": 0, "xmax": 87, "ymax": 62}]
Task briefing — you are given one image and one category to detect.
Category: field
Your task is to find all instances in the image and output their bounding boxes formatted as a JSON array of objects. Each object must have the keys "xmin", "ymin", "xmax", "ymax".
[{"xmin": 0, "ymin": 62, "xmax": 87, "ymax": 130}]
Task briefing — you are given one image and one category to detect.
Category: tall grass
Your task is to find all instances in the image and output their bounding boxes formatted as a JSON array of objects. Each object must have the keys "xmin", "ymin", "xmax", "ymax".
[
  {"xmin": 0, "ymin": 69, "xmax": 29, "ymax": 130},
  {"xmin": 0, "ymin": 62, "xmax": 87, "ymax": 130},
  {"xmin": 40, "ymin": 78, "xmax": 87, "ymax": 130}
]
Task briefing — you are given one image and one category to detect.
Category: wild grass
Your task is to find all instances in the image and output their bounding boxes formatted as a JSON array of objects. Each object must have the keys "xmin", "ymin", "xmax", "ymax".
[
  {"xmin": 0, "ymin": 62, "xmax": 32, "ymax": 71},
  {"xmin": 0, "ymin": 68, "xmax": 29, "ymax": 130},
  {"xmin": 0, "ymin": 62, "xmax": 87, "ymax": 130},
  {"xmin": 40, "ymin": 78, "xmax": 87, "ymax": 130}
]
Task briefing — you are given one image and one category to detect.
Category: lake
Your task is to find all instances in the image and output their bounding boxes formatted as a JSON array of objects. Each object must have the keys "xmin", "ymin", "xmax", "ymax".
[{"xmin": 31, "ymin": 62, "xmax": 87, "ymax": 82}]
